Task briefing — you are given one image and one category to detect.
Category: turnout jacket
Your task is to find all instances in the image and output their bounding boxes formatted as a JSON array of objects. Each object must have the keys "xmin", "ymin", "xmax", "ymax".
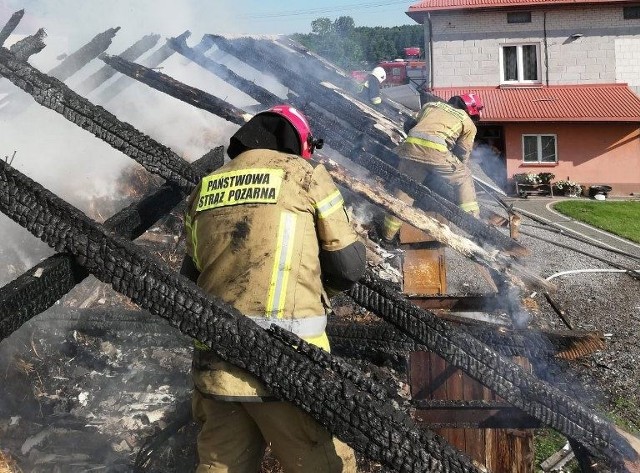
[
  {"xmin": 396, "ymin": 101, "xmax": 477, "ymax": 163},
  {"xmin": 184, "ymin": 148, "xmax": 364, "ymax": 399}
]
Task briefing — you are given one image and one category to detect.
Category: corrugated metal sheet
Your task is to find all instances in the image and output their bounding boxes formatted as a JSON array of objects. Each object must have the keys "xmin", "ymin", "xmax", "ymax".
[
  {"xmin": 431, "ymin": 84, "xmax": 640, "ymax": 122},
  {"xmin": 408, "ymin": 0, "xmax": 635, "ymax": 14}
]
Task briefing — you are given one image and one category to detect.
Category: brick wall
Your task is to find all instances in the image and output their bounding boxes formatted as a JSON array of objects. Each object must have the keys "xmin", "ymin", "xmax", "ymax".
[{"xmin": 424, "ymin": 6, "xmax": 640, "ymax": 90}]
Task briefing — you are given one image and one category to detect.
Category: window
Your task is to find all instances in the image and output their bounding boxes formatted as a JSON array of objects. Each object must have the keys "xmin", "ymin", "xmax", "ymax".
[
  {"xmin": 500, "ymin": 44, "xmax": 540, "ymax": 83},
  {"xmin": 507, "ymin": 12, "xmax": 531, "ymax": 23},
  {"xmin": 523, "ymin": 135, "xmax": 557, "ymax": 163},
  {"xmin": 623, "ymin": 6, "xmax": 640, "ymax": 19}
]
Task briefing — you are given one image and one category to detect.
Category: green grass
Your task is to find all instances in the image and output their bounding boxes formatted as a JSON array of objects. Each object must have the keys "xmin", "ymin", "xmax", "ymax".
[
  {"xmin": 553, "ymin": 200, "xmax": 640, "ymax": 243},
  {"xmin": 534, "ymin": 429, "xmax": 579, "ymax": 472}
]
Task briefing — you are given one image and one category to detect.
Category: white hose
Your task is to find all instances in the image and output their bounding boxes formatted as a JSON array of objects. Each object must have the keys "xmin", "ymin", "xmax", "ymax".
[{"xmin": 530, "ymin": 268, "xmax": 640, "ymax": 297}]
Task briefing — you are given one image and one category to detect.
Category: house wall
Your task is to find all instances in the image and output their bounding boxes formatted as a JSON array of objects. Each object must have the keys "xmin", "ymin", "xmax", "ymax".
[
  {"xmin": 504, "ymin": 122, "xmax": 640, "ymax": 195},
  {"xmin": 424, "ymin": 6, "xmax": 640, "ymax": 92}
]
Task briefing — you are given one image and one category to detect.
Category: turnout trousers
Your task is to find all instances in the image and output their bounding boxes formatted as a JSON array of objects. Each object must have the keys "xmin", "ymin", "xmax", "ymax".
[
  {"xmin": 192, "ymin": 390, "xmax": 357, "ymax": 473},
  {"xmin": 382, "ymin": 152, "xmax": 479, "ymax": 241}
]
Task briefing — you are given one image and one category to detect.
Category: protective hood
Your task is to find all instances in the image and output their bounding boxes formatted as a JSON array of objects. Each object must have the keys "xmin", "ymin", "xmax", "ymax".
[{"xmin": 227, "ymin": 112, "xmax": 301, "ymax": 159}]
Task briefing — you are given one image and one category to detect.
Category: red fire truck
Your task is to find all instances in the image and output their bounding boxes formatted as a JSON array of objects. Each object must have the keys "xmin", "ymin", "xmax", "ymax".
[
  {"xmin": 350, "ymin": 47, "xmax": 427, "ymax": 88},
  {"xmin": 378, "ymin": 47, "xmax": 427, "ymax": 88}
]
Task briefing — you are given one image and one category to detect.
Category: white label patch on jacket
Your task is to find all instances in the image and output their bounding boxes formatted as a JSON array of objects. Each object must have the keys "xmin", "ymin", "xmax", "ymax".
[{"xmin": 196, "ymin": 168, "xmax": 284, "ymax": 211}]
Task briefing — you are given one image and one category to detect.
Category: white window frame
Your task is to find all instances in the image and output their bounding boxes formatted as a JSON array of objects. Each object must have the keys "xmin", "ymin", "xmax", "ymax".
[
  {"xmin": 522, "ymin": 134, "xmax": 558, "ymax": 163},
  {"xmin": 499, "ymin": 43, "xmax": 542, "ymax": 84}
]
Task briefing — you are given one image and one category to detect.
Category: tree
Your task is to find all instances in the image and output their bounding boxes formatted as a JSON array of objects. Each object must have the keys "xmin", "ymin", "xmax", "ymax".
[
  {"xmin": 292, "ymin": 17, "xmax": 423, "ymax": 70},
  {"xmin": 333, "ymin": 16, "xmax": 355, "ymax": 38},
  {"xmin": 311, "ymin": 17, "xmax": 332, "ymax": 36}
]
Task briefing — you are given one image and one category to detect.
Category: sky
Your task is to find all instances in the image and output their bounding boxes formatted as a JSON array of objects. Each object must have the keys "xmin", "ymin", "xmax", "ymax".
[{"xmin": 3, "ymin": 0, "xmax": 418, "ymax": 46}]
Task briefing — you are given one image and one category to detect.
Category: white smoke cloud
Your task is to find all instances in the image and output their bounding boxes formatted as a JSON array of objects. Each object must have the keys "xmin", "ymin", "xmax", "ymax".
[{"xmin": 0, "ymin": 0, "xmax": 265, "ymax": 284}]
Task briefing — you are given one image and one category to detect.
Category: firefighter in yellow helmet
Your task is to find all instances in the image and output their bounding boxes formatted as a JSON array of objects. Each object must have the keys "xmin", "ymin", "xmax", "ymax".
[
  {"xmin": 180, "ymin": 105, "xmax": 365, "ymax": 472},
  {"xmin": 359, "ymin": 66, "xmax": 386, "ymax": 106},
  {"xmin": 382, "ymin": 93, "xmax": 484, "ymax": 242}
]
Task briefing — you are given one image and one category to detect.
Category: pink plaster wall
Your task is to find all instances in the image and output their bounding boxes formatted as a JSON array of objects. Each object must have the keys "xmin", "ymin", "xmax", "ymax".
[{"xmin": 505, "ymin": 123, "xmax": 640, "ymax": 195}]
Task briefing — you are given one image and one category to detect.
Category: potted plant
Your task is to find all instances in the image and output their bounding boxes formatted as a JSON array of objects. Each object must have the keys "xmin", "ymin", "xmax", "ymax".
[
  {"xmin": 554, "ymin": 179, "xmax": 582, "ymax": 197},
  {"xmin": 537, "ymin": 172, "xmax": 555, "ymax": 184},
  {"xmin": 513, "ymin": 172, "xmax": 541, "ymax": 185}
]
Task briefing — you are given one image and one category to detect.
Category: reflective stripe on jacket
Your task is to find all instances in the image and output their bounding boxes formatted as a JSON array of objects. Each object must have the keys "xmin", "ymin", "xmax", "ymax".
[
  {"xmin": 185, "ymin": 148, "xmax": 359, "ymax": 399},
  {"xmin": 396, "ymin": 101, "xmax": 476, "ymax": 163}
]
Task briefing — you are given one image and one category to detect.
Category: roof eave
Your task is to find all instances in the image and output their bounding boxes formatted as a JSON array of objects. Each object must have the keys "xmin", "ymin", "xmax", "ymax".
[
  {"xmin": 406, "ymin": 0, "xmax": 638, "ymax": 16},
  {"xmin": 484, "ymin": 118, "xmax": 640, "ymax": 122}
]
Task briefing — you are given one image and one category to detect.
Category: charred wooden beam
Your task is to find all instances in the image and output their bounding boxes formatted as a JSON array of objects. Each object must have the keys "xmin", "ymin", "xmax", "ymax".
[
  {"xmin": 0, "ymin": 254, "xmax": 87, "ymax": 338},
  {"xmin": 0, "ymin": 9, "xmax": 25, "ymax": 46},
  {"xmin": 98, "ymin": 30, "xmax": 190, "ymax": 103},
  {"xmin": 274, "ymin": 36, "xmax": 362, "ymax": 93},
  {"xmin": 213, "ymin": 35, "xmax": 529, "ymax": 256},
  {"xmin": 0, "ymin": 147, "xmax": 224, "ymax": 341},
  {"xmin": 100, "ymin": 53, "xmax": 250, "ymax": 126},
  {"xmin": 0, "ymin": 46, "xmax": 199, "ymax": 192},
  {"xmin": 349, "ymin": 272, "xmax": 640, "ymax": 470},
  {"xmin": 327, "ymin": 321, "xmax": 604, "ymax": 364},
  {"xmin": 76, "ymin": 33, "xmax": 160, "ymax": 96},
  {"xmin": 0, "ymin": 159, "xmax": 484, "ymax": 473},
  {"xmin": 116, "ymin": 42, "xmax": 525, "ymax": 256},
  {"xmin": 207, "ymin": 35, "xmax": 399, "ymax": 148},
  {"xmin": 167, "ymin": 34, "xmax": 281, "ymax": 108},
  {"xmin": 8, "ymin": 28, "xmax": 46, "ymax": 60},
  {"xmin": 316, "ymin": 155, "xmax": 550, "ymax": 292},
  {"xmin": 48, "ymin": 27, "xmax": 120, "ymax": 81}
]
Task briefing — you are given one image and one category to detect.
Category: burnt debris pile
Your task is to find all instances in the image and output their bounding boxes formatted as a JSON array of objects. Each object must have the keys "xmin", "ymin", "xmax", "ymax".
[{"xmin": 1, "ymin": 10, "xmax": 639, "ymax": 473}]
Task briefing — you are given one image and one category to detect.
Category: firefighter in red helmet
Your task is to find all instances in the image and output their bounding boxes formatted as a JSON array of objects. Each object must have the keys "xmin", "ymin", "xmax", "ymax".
[
  {"xmin": 382, "ymin": 93, "xmax": 483, "ymax": 242},
  {"xmin": 180, "ymin": 104, "xmax": 364, "ymax": 472}
]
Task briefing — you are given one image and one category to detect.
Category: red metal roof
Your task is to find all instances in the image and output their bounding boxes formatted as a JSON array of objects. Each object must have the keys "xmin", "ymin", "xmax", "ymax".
[
  {"xmin": 431, "ymin": 84, "xmax": 640, "ymax": 122},
  {"xmin": 407, "ymin": 0, "xmax": 635, "ymax": 18}
]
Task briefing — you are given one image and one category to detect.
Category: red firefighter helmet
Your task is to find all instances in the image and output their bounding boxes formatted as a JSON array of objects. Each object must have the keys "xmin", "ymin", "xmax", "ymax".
[
  {"xmin": 460, "ymin": 93, "xmax": 484, "ymax": 118},
  {"xmin": 267, "ymin": 105, "xmax": 323, "ymax": 159}
]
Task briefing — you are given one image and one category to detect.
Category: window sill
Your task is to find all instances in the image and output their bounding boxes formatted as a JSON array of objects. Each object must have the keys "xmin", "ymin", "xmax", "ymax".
[
  {"xmin": 520, "ymin": 163, "xmax": 559, "ymax": 166},
  {"xmin": 499, "ymin": 83, "xmax": 543, "ymax": 88}
]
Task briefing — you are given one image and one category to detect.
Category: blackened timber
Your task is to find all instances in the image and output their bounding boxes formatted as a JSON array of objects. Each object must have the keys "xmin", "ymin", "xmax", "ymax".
[
  {"xmin": 76, "ymin": 33, "xmax": 160, "ymax": 96},
  {"xmin": 349, "ymin": 272, "xmax": 639, "ymax": 469},
  {"xmin": 167, "ymin": 34, "xmax": 280, "ymax": 108},
  {"xmin": 0, "ymin": 147, "xmax": 224, "ymax": 341},
  {"xmin": 210, "ymin": 34, "xmax": 527, "ymax": 256},
  {"xmin": 208, "ymin": 35, "xmax": 394, "ymax": 147},
  {"xmin": 48, "ymin": 27, "xmax": 120, "ymax": 81},
  {"xmin": 0, "ymin": 9, "xmax": 24, "ymax": 46},
  {"xmin": 8, "ymin": 28, "xmax": 46, "ymax": 60},
  {"xmin": 274, "ymin": 36, "xmax": 359, "ymax": 92},
  {"xmin": 0, "ymin": 254, "xmax": 87, "ymax": 338},
  {"xmin": 275, "ymin": 35, "xmax": 415, "ymax": 119},
  {"xmin": 0, "ymin": 46, "xmax": 199, "ymax": 192},
  {"xmin": 99, "ymin": 31, "xmax": 190, "ymax": 103},
  {"xmin": 327, "ymin": 321, "xmax": 605, "ymax": 363},
  {"xmin": 0, "ymin": 160, "xmax": 483, "ymax": 473},
  {"xmin": 100, "ymin": 53, "xmax": 250, "ymax": 126}
]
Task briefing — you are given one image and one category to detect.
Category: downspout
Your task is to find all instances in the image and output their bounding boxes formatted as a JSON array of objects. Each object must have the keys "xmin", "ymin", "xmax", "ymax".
[
  {"xmin": 427, "ymin": 12, "xmax": 434, "ymax": 90},
  {"xmin": 543, "ymin": 11, "xmax": 549, "ymax": 86}
]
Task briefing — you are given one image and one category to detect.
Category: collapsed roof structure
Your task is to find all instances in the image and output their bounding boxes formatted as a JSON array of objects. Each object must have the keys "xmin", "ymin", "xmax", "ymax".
[{"xmin": 1, "ymin": 11, "xmax": 639, "ymax": 473}]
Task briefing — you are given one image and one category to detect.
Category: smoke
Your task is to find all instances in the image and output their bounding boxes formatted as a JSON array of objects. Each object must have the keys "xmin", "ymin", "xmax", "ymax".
[
  {"xmin": 470, "ymin": 142, "xmax": 507, "ymax": 190},
  {"xmin": 0, "ymin": 1, "xmax": 273, "ymax": 283}
]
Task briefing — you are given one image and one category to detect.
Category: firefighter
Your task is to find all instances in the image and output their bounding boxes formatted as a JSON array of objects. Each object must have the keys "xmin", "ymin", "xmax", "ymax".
[
  {"xmin": 358, "ymin": 66, "xmax": 386, "ymax": 106},
  {"xmin": 180, "ymin": 104, "xmax": 365, "ymax": 473},
  {"xmin": 381, "ymin": 93, "xmax": 484, "ymax": 242}
]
